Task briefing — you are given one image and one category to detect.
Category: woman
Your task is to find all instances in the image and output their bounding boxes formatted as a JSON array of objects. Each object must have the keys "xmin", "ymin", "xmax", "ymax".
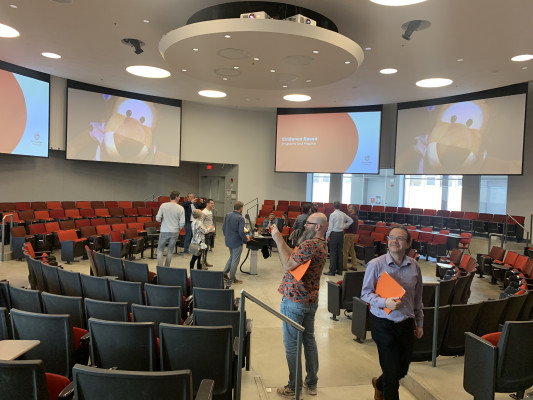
[{"xmin": 190, "ymin": 209, "xmax": 213, "ymax": 269}]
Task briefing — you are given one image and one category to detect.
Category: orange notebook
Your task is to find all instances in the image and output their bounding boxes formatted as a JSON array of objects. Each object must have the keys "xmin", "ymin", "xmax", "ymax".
[
  {"xmin": 376, "ymin": 271, "xmax": 406, "ymax": 314},
  {"xmin": 289, "ymin": 259, "xmax": 311, "ymax": 281}
]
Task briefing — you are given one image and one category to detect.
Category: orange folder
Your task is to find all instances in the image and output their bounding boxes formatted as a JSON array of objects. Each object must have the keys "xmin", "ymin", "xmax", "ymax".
[
  {"xmin": 289, "ymin": 259, "xmax": 311, "ymax": 281},
  {"xmin": 376, "ymin": 271, "xmax": 406, "ymax": 314}
]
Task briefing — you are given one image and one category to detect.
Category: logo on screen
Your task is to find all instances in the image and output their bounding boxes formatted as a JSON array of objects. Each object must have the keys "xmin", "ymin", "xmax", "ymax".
[{"xmin": 32, "ymin": 133, "xmax": 42, "ymax": 146}]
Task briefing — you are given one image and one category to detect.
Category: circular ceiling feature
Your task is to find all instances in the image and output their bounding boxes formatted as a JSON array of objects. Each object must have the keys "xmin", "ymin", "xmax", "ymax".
[
  {"xmin": 126, "ymin": 65, "xmax": 171, "ymax": 78},
  {"xmin": 0, "ymin": 23, "xmax": 19, "ymax": 38},
  {"xmin": 416, "ymin": 78, "xmax": 453, "ymax": 87},
  {"xmin": 199, "ymin": 90, "xmax": 227, "ymax": 98},
  {"xmin": 218, "ymin": 48, "xmax": 249, "ymax": 59},
  {"xmin": 214, "ymin": 68, "xmax": 242, "ymax": 77},
  {"xmin": 283, "ymin": 94, "xmax": 311, "ymax": 102}
]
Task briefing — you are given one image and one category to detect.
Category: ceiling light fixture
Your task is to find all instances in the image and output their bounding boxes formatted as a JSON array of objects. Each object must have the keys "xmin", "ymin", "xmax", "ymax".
[
  {"xmin": 380, "ymin": 68, "xmax": 397, "ymax": 74},
  {"xmin": 42, "ymin": 52, "xmax": 61, "ymax": 59},
  {"xmin": 126, "ymin": 65, "xmax": 171, "ymax": 78},
  {"xmin": 233, "ymin": 66, "xmax": 239, "ymax": 69},
  {"xmin": 457, "ymin": 58, "xmax": 464, "ymax": 62},
  {"xmin": 313, "ymin": 50, "xmax": 319, "ymax": 54},
  {"xmin": 9, "ymin": 4, "xmax": 17, "ymax": 8},
  {"xmin": 345, "ymin": 61, "xmax": 351, "ymax": 64},
  {"xmin": 199, "ymin": 90, "xmax": 227, "ymax": 98},
  {"xmin": 416, "ymin": 78, "xmax": 453, "ymax": 88},
  {"xmin": 192, "ymin": 48, "xmax": 199, "ymax": 52},
  {"xmin": 143, "ymin": 20, "xmax": 150, "ymax": 23},
  {"xmin": 224, "ymin": 34, "xmax": 231, "ymax": 38},
  {"xmin": 270, "ymin": 69, "xmax": 276, "ymax": 73},
  {"xmin": 181, "ymin": 69, "xmax": 187, "ymax": 72},
  {"xmin": 283, "ymin": 94, "xmax": 311, "ymax": 102},
  {"xmin": 370, "ymin": 0, "xmax": 427, "ymax": 6},
  {"xmin": 511, "ymin": 54, "xmax": 533, "ymax": 62},
  {"xmin": 253, "ymin": 57, "xmax": 259, "ymax": 61},
  {"xmin": 365, "ymin": 47, "xmax": 372, "ymax": 51},
  {"xmin": 306, "ymin": 79, "xmax": 311, "ymax": 83},
  {"xmin": 0, "ymin": 23, "xmax": 19, "ymax": 38}
]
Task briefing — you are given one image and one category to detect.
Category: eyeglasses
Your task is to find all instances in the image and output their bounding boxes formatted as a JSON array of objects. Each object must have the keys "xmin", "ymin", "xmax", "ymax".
[
  {"xmin": 388, "ymin": 235, "xmax": 408, "ymax": 242},
  {"xmin": 305, "ymin": 222, "xmax": 318, "ymax": 226}
]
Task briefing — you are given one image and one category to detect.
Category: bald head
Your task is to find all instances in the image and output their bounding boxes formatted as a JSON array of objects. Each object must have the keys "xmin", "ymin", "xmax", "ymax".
[{"xmin": 308, "ymin": 212, "xmax": 327, "ymax": 236}]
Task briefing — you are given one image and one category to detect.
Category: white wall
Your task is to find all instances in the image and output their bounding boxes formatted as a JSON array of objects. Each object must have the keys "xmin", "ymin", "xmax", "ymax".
[{"xmin": 181, "ymin": 101, "xmax": 307, "ymax": 206}]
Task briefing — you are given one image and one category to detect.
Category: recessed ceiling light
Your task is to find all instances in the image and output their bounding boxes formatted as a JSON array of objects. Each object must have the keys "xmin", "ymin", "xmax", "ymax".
[
  {"xmin": 270, "ymin": 69, "xmax": 275, "ymax": 73},
  {"xmin": 511, "ymin": 54, "xmax": 533, "ymax": 62},
  {"xmin": 224, "ymin": 34, "xmax": 231, "ymax": 38},
  {"xmin": 416, "ymin": 78, "xmax": 453, "ymax": 88},
  {"xmin": 312, "ymin": 50, "xmax": 319, "ymax": 54},
  {"xmin": 365, "ymin": 47, "xmax": 372, "ymax": 51},
  {"xmin": 9, "ymin": 4, "xmax": 17, "ymax": 8},
  {"xmin": 233, "ymin": 66, "xmax": 239, "ymax": 69},
  {"xmin": 345, "ymin": 61, "xmax": 351, "ymax": 64},
  {"xmin": 253, "ymin": 57, "xmax": 259, "ymax": 61},
  {"xmin": 223, "ymin": 77, "xmax": 228, "ymax": 80},
  {"xmin": 370, "ymin": 0, "xmax": 427, "ymax": 5},
  {"xmin": 193, "ymin": 48, "xmax": 199, "ymax": 52},
  {"xmin": 143, "ymin": 19, "xmax": 150, "ymax": 23},
  {"xmin": 42, "ymin": 52, "xmax": 61, "ymax": 59},
  {"xmin": 181, "ymin": 69, "xmax": 187, "ymax": 72},
  {"xmin": 282, "ymin": 85, "xmax": 288, "ymax": 88},
  {"xmin": 380, "ymin": 68, "xmax": 398, "ymax": 74},
  {"xmin": 456, "ymin": 58, "xmax": 464, "ymax": 62},
  {"xmin": 522, "ymin": 66, "xmax": 528, "ymax": 70},
  {"xmin": 306, "ymin": 79, "xmax": 311, "ymax": 83},
  {"xmin": 126, "ymin": 65, "xmax": 171, "ymax": 78},
  {"xmin": 283, "ymin": 94, "xmax": 311, "ymax": 102},
  {"xmin": 0, "ymin": 23, "xmax": 19, "ymax": 38},
  {"xmin": 198, "ymin": 90, "xmax": 227, "ymax": 98}
]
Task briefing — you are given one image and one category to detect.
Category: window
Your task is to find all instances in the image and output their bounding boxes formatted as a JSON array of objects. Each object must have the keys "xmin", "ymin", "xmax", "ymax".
[
  {"xmin": 479, "ymin": 176, "xmax": 508, "ymax": 214},
  {"xmin": 404, "ymin": 175, "xmax": 462, "ymax": 210},
  {"xmin": 312, "ymin": 173, "xmax": 330, "ymax": 203}
]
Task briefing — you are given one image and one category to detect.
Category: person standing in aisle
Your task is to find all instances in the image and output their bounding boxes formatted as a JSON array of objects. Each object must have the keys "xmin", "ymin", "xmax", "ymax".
[
  {"xmin": 156, "ymin": 191, "xmax": 185, "ymax": 267},
  {"xmin": 222, "ymin": 201, "xmax": 250, "ymax": 286},
  {"xmin": 324, "ymin": 201, "xmax": 353, "ymax": 276}
]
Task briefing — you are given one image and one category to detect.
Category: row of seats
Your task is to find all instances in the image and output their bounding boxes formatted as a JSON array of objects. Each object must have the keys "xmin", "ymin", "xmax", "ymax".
[{"xmin": 0, "ymin": 200, "xmax": 163, "ymax": 212}]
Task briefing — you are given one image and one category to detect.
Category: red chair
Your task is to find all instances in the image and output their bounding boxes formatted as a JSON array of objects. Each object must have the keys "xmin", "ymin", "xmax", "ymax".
[
  {"xmin": 105, "ymin": 201, "xmax": 119, "ymax": 208},
  {"xmin": 261, "ymin": 204, "xmax": 274, "ymax": 212},
  {"xmin": 109, "ymin": 208, "xmax": 124, "ymax": 217},
  {"xmin": 112, "ymin": 223, "xmax": 127, "ymax": 234},
  {"xmin": 79, "ymin": 208, "xmax": 95, "ymax": 218},
  {"xmin": 76, "ymin": 201, "xmax": 92, "ymax": 209},
  {"xmin": 57, "ymin": 229, "xmax": 87, "ymax": 263},
  {"xmin": 121, "ymin": 217, "xmax": 137, "ymax": 224},
  {"xmin": 18, "ymin": 210, "xmax": 37, "ymax": 224},
  {"xmin": 125, "ymin": 228, "xmax": 145, "ymax": 259},
  {"xmin": 15, "ymin": 202, "xmax": 32, "ymax": 211},
  {"xmin": 91, "ymin": 201, "xmax": 105, "ymax": 209},
  {"xmin": 49, "ymin": 209, "xmax": 68, "ymax": 221},
  {"xmin": 90, "ymin": 218, "xmax": 107, "ymax": 226},
  {"xmin": 46, "ymin": 201, "xmax": 62, "ymax": 210},
  {"xmin": 61, "ymin": 201, "xmax": 76, "ymax": 209},
  {"xmin": 124, "ymin": 208, "xmax": 138, "ymax": 217},
  {"xmin": 75, "ymin": 219, "xmax": 91, "ymax": 229},
  {"xmin": 132, "ymin": 201, "xmax": 145, "ymax": 208},
  {"xmin": 263, "ymin": 200, "xmax": 275, "ymax": 206},
  {"xmin": 80, "ymin": 225, "xmax": 104, "ymax": 252},
  {"xmin": 94, "ymin": 208, "xmax": 111, "ymax": 218},
  {"xmin": 109, "ymin": 230, "xmax": 130, "ymax": 259},
  {"xmin": 118, "ymin": 201, "xmax": 132, "ymax": 209},
  {"xmin": 59, "ymin": 220, "xmax": 76, "ymax": 231},
  {"xmin": 30, "ymin": 202, "xmax": 48, "ymax": 211},
  {"xmin": 137, "ymin": 208, "xmax": 152, "ymax": 217},
  {"xmin": 458, "ymin": 232, "xmax": 472, "ymax": 254},
  {"xmin": 95, "ymin": 224, "xmax": 112, "ymax": 249},
  {"xmin": 34, "ymin": 210, "xmax": 54, "ymax": 223},
  {"xmin": 28, "ymin": 223, "xmax": 53, "ymax": 252},
  {"xmin": 64, "ymin": 209, "xmax": 82, "ymax": 220},
  {"xmin": 137, "ymin": 216, "xmax": 153, "ymax": 224}
]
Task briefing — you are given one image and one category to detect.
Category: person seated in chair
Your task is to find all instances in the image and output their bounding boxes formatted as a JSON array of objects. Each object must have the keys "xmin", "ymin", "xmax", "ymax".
[{"xmin": 259, "ymin": 212, "xmax": 284, "ymax": 234}]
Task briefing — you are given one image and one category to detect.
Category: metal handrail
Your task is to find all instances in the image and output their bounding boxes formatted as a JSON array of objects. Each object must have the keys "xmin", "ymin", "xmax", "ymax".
[
  {"xmin": 1, "ymin": 214, "xmax": 14, "ymax": 262},
  {"xmin": 244, "ymin": 197, "xmax": 259, "ymax": 219},
  {"xmin": 236, "ymin": 290, "xmax": 305, "ymax": 400}
]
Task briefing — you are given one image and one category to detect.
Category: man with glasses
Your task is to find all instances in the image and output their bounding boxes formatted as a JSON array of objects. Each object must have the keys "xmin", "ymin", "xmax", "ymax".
[
  {"xmin": 360, "ymin": 224, "xmax": 424, "ymax": 400},
  {"xmin": 271, "ymin": 213, "xmax": 328, "ymax": 398}
]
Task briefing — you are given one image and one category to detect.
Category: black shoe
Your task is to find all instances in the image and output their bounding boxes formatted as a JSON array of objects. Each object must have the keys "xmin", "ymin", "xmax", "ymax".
[{"xmin": 323, "ymin": 272, "xmax": 335, "ymax": 276}]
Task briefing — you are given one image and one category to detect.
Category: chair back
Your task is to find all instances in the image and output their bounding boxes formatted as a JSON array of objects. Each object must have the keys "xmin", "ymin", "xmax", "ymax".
[
  {"xmin": 439, "ymin": 302, "xmax": 483, "ymax": 356},
  {"xmin": 105, "ymin": 256, "xmax": 125, "ymax": 280},
  {"xmin": 0, "ymin": 307, "xmax": 11, "ymax": 340},
  {"xmin": 160, "ymin": 324, "xmax": 233, "ymax": 398},
  {"xmin": 131, "ymin": 304, "xmax": 180, "ymax": 336},
  {"xmin": 9, "ymin": 286, "xmax": 43, "ymax": 313},
  {"xmin": 190, "ymin": 269, "xmax": 224, "ymax": 290},
  {"xmin": 80, "ymin": 274, "xmax": 111, "ymax": 301},
  {"xmin": 340, "ymin": 271, "xmax": 365, "ymax": 309},
  {"xmin": 88, "ymin": 318, "xmax": 157, "ymax": 371},
  {"xmin": 124, "ymin": 260, "xmax": 150, "ymax": 283},
  {"xmin": 10, "ymin": 308, "xmax": 74, "ymax": 377},
  {"xmin": 41, "ymin": 263, "xmax": 62, "ymax": 295},
  {"xmin": 411, "ymin": 305, "xmax": 451, "ymax": 362},
  {"xmin": 193, "ymin": 308, "xmax": 244, "ymax": 343},
  {"xmin": 502, "ymin": 292, "xmax": 528, "ymax": 322},
  {"xmin": 109, "ymin": 280, "xmax": 144, "ymax": 309},
  {"xmin": 84, "ymin": 298, "xmax": 128, "ymax": 324},
  {"xmin": 42, "ymin": 292, "xmax": 86, "ymax": 329},
  {"xmin": 92, "ymin": 251, "xmax": 107, "ymax": 277},
  {"xmin": 72, "ymin": 364, "xmax": 198, "ymax": 400},
  {"xmin": 474, "ymin": 298, "xmax": 508, "ymax": 336},
  {"xmin": 157, "ymin": 266, "xmax": 189, "ymax": 296},
  {"xmin": 0, "ymin": 360, "xmax": 50, "ymax": 400},
  {"xmin": 27, "ymin": 256, "xmax": 46, "ymax": 291},
  {"xmin": 145, "ymin": 284, "xmax": 183, "ymax": 308},
  {"xmin": 193, "ymin": 287, "xmax": 235, "ymax": 311}
]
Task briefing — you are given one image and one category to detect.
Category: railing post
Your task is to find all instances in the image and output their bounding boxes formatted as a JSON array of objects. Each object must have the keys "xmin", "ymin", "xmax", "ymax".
[
  {"xmin": 431, "ymin": 282, "xmax": 440, "ymax": 367},
  {"xmin": 235, "ymin": 295, "xmax": 246, "ymax": 400}
]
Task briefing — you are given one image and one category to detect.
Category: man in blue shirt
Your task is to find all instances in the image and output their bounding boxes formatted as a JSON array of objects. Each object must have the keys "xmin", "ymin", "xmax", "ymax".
[
  {"xmin": 222, "ymin": 201, "xmax": 250, "ymax": 285},
  {"xmin": 324, "ymin": 201, "xmax": 353, "ymax": 276},
  {"xmin": 361, "ymin": 224, "xmax": 424, "ymax": 400}
]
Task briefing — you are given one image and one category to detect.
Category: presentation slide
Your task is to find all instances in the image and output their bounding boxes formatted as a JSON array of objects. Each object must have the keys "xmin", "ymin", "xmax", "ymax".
[
  {"xmin": 276, "ymin": 111, "xmax": 381, "ymax": 173},
  {"xmin": 395, "ymin": 93, "xmax": 527, "ymax": 175},
  {"xmin": 0, "ymin": 69, "xmax": 49, "ymax": 157},
  {"xmin": 67, "ymin": 87, "xmax": 181, "ymax": 167}
]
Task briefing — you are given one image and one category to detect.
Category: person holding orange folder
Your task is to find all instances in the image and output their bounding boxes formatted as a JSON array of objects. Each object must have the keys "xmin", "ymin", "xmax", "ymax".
[
  {"xmin": 361, "ymin": 225, "xmax": 424, "ymax": 400},
  {"xmin": 271, "ymin": 212, "xmax": 328, "ymax": 399}
]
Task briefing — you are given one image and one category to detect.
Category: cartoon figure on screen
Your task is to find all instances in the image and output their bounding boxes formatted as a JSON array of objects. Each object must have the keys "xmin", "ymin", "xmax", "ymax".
[
  {"xmin": 412, "ymin": 101, "xmax": 489, "ymax": 174},
  {"xmin": 89, "ymin": 97, "xmax": 156, "ymax": 162}
]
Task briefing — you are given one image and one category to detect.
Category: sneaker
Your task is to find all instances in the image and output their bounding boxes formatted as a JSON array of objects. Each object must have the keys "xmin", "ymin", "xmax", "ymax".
[
  {"xmin": 372, "ymin": 377, "xmax": 384, "ymax": 400},
  {"xmin": 303, "ymin": 382, "xmax": 317, "ymax": 396},
  {"xmin": 205, "ymin": 262, "xmax": 213, "ymax": 267},
  {"xmin": 223, "ymin": 274, "xmax": 230, "ymax": 281},
  {"xmin": 232, "ymin": 278, "xmax": 243, "ymax": 284},
  {"xmin": 277, "ymin": 385, "xmax": 295, "ymax": 399}
]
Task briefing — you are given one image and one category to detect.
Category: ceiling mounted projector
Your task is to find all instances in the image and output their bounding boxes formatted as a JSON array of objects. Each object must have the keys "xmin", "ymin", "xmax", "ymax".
[
  {"xmin": 285, "ymin": 14, "xmax": 316, "ymax": 26},
  {"xmin": 240, "ymin": 11, "xmax": 271, "ymax": 19}
]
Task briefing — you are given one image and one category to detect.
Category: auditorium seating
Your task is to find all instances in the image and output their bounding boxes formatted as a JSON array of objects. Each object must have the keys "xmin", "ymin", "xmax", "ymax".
[{"xmin": 327, "ymin": 271, "xmax": 364, "ymax": 321}]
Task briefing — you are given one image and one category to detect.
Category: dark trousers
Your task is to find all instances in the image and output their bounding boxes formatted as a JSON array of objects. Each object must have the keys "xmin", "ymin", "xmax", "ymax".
[
  {"xmin": 328, "ymin": 231, "xmax": 344, "ymax": 274},
  {"xmin": 371, "ymin": 315, "xmax": 415, "ymax": 400},
  {"xmin": 190, "ymin": 250, "xmax": 203, "ymax": 269}
]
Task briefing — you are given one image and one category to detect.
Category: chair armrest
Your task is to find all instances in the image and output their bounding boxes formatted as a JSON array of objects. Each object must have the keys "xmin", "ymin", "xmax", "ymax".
[
  {"xmin": 463, "ymin": 332, "xmax": 497, "ymax": 399},
  {"xmin": 58, "ymin": 381, "xmax": 75, "ymax": 399},
  {"xmin": 245, "ymin": 318, "xmax": 253, "ymax": 334},
  {"xmin": 327, "ymin": 280, "xmax": 342, "ymax": 320},
  {"xmin": 183, "ymin": 314, "xmax": 193, "ymax": 326},
  {"xmin": 233, "ymin": 336, "xmax": 239, "ymax": 356},
  {"xmin": 195, "ymin": 379, "xmax": 215, "ymax": 400},
  {"xmin": 234, "ymin": 297, "xmax": 240, "ymax": 310},
  {"xmin": 80, "ymin": 332, "xmax": 90, "ymax": 345}
]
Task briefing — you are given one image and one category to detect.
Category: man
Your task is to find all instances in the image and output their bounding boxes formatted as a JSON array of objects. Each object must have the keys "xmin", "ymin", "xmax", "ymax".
[
  {"xmin": 289, "ymin": 204, "xmax": 312, "ymax": 246},
  {"xmin": 201, "ymin": 199, "xmax": 215, "ymax": 266},
  {"xmin": 271, "ymin": 212, "xmax": 328, "ymax": 399},
  {"xmin": 342, "ymin": 204, "xmax": 359, "ymax": 271},
  {"xmin": 222, "ymin": 201, "xmax": 250, "ymax": 285},
  {"xmin": 360, "ymin": 225, "xmax": 424, "ymax": 400},
  {"xmin": 325, "ymin": 201, "xmax": 353, "ymax": 276},
  {"xmin": 259, "ymin": 212, "xmax": 284, "ymax": 234},
  {"xmin": 156, "ymin": 191, "xmax": 185, "ymax": 267},
  {"xmin": 182, "ymin": 193, "xmax": 204, "ymax": 254}
]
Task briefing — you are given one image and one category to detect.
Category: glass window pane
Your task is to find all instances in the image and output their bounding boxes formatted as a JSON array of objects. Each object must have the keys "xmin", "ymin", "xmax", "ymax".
[
  {"xmin": 312, "ymin": 173, "xmax": 330, "ymax": 203},
  {"xmin": 479, "ymin": 176, "xmax": 507, "ymax": 214}
]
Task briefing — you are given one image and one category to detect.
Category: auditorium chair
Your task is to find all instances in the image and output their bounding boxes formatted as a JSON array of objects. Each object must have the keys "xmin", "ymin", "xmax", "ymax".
[
  {"xmin": 131, "ymin": 304, "xmax": 181, "ymax": 337},
  {"xmin": 192, "ymin": 287, "xmax": 237, "ymax": 312},
  {"xmin": 109, "ymin": 207, "xmax": 124, "ymax": 217},
  {"xmin": 57, "ymin": 269, "xmax": 83, "ymax": 297},
  {"xmin": 79, "ymin": 225, "xmax": 103, "ymax": 252},
  {"xmin": 351, "ymin": 296, "xmax": 373, "ymax": 343},
  {"xmin": 474, "ymin": 298, "xmax": 509, "ymax": 337},
  {"xmin": 84, "ymin": 298, "xmax": 127, "ymax": 322},
  {"xmin": 79, "ymin": 208, "xmax": 95, "ymax": 218},
  {"xmin": 46, "ymin": 201, "xmax": 62, "ymax": 210},
  {"xmin": 10, "ymin": 226, "xmax": 36, "ymax": 260},
  {"xmin": 327, "ymin": 271, "xmax": 365, "ymax": 321},
  {"xmin": 95, "ymin": 224, "xmax": 112, "ymax": 249},
  {"xmin": 104, "ymin": 201, "xmax": 118, "ymax": 209},
  {"xmin": 354, "ymin": 234, "xmax": 376, "ymax": 264},
  {"xmin": 57, "ymin": 230, "xmax": 87, "ymax": 263},
  {"xmin": 61, "ymin": 201, "xmax": 76, "ymax": 210},
  {"xmin": 34, "ymin": 210, "xmax": 54, "ymax": 223},
  {"xmin": 124, "ymin": 228, "xmax": 145, "ymax": 259},
  {"xmin": 156, "ymin": 266, "xmax": 189, "ymax": 297},
  {"xmin": 94, "ymin": 208, "xmax": 111, "ymax": 218},
  {"xmin": 123, "ymin": 260, "xmax": 154, "ymax": 283},
  {"xmin": 190, "ymin": 270, "xmax": 224, "ymax": 290},
  {"xmin": 145, "ymin": 283, "xmax": 183, "ymax": 309},
  {"xmin": 42, "ymin": 292, "xmax": 86, "ymax": 330},
  {"xmin": 16, "ymin": 202, "xmax": 32, "ymax": 211},
  {"xmin": 104, "ymin": 255, "xmax": 125, "ymax": 280},
  {"xmin": 109, "ymin": 230, "xmax": 130, "ymax": 259},
  {"xmin": 109, "ymin": 280, "xmax": 144, "ymax": 311},
  {"xmin": 439, "ymin": 302, "xmax": 483, "ymax": 356},
  {"xmin": 64, "ymin": 209, "xmax": 82, "ymax": 220},
  {"xmin": 9, "ymin": 285, "xmax": 44, "ymax": 313},
  {"xmin": 426, "ymin": 233, "xmax": 448, "ymax": 261},
  {"xmin": 26, "ymin": 255, "xmax": 46, "ymax": 291},
  {"xmin": 74, "ymin": 219, "xmax": 91, "ymax": 230},
  {"xmin": 411, "ymin": 305, "xmax": 451, "ymax": 362},
  {"xmin": 477, "ymin": 246, "xmax": 505, "ymax": 278},
  {"xmin": 491, "ymin": 251, "xmax": 519, "ymax": 285},
  {"xmin": 80, "ymin": 275, "xmax": 112, "ymax": 302},
  {"xmin": 23, "ymin": 242, "xmax": 56, "ymax": 265},
  {"xmin": 0, "ymin": 359, "xmax": 72, "ymax": 400},
  {"xmin": 458, "ymin": 232, "xmax": 472, "ymax": 254},
  {"xmin": 58, "ymin": 220, "xmax": 76, "ymax": 231},
  {"xmin": 30, "ymin": 201, "xmax": 48, "ymax": 211},
  {"xmin": 464, "ymin": 320, "xmax": 533, "ymax": 400},
  {"xmin": 41, "ymin": 263, "xmax": 62, "ymax": 295}
]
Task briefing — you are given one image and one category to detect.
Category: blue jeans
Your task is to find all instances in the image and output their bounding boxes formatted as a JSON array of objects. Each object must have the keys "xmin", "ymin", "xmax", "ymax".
[
  {"xmin": 223, "ymin": 245, "xmax": 243, "ymax": 282},
  {"xmin": 157, "ymin": 231, "xmax": 178, "ymax": 267},
  {"xmin": 183, "ymin": 221, "xmax": 192, "ymax": 253},
  {"xmin": 280, "ymin": 296, "xmax": 319, "ymax": 390}
]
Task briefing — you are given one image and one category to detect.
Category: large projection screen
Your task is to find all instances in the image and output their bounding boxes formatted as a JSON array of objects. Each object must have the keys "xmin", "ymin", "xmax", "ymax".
[
  {"xmin": 276, "ymin": 108, "xmax": 382, "ymax": 173},
  {"xmin": 395, "ymin": 85, "xmax": 527, "ymax": 175},
  {"xmin": 0, "ymin": 61, "xmax": 49, "ymax": 158},
  {"xmin": 66, "ymin": 83, "xmax": 181, "ymax": 167}
]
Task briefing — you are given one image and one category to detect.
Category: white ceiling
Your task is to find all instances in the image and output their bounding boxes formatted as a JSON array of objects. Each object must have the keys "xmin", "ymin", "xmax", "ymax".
[{"xmin": 1, "ymin": 0, "xmax": 532, "ymax": 109}]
